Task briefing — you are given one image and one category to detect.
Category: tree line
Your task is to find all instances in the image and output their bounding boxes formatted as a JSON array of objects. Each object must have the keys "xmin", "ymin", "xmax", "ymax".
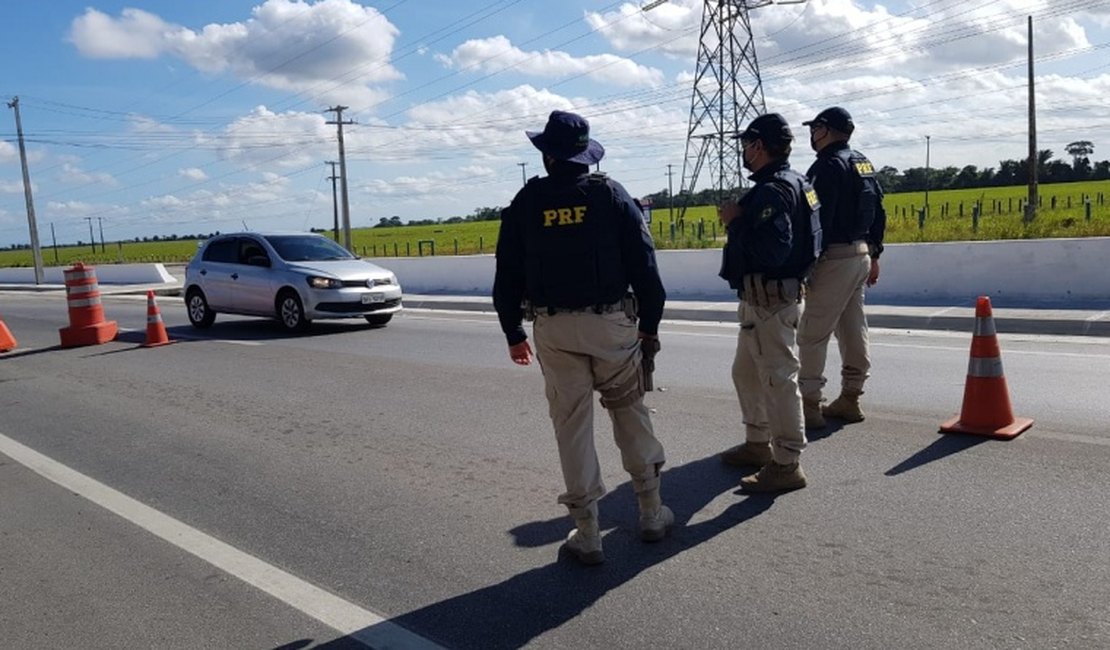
[{"xmin": 640, "ymin": 141, "xmax": 1105, "ymax": 207}]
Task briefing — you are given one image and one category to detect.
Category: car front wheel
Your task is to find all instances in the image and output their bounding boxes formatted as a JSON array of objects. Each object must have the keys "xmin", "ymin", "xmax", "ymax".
[
  {"xmin": 364, "ymin": 313, "xmax": 393, "ymax": 326},
  {"xmin": 277, "ymin": 290, "xmax": 310, "ymax": 332},
  {"xmin": 186, "ymin": 288, "xmax": 216, "ymax": 328}
]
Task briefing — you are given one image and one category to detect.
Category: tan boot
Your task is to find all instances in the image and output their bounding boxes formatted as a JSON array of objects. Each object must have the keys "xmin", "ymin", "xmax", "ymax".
[
  {"xmin": 803, "ymin": 397, "xmax": 826, "ymax": 430},
  {"xmin": 823, "ymin": 389, "xmax": 864, "ymax": 423},
  {"xmin": 634, "ymin": 477, "xmax": 674, "ymax": 542},
  {"xmin": 564, "ymin": 503, "xmax": 604, "ymax": 565},
  {"xmin": 720, "ymin": 442, "xmax": 773, "ymax": 468},
  {"xmin": 739, "ymin": 461, "xmax": 807, "ymax": 493}
]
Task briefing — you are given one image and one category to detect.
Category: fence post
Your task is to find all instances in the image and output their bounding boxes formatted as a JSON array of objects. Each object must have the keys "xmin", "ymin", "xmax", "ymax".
[
  {"xmin": 972, "ymin": 203, "xmax": 980, "ymax": 232},
  {"xmin": 918, "ymin": 208, "xmax": 926, "ymax": 230},
  {"xmin": 959, "ymin": 202, "xmax": 963, "ymax": 217},
  {"xmin": 1086, "ymin": 199, "xmax": 1092, "ymax": 222},
  {"xmin": 479, "ymin": 236, "xmax": 483, "ymax": 254},
  {"xmin": 454, "ymin": 238, "xmax": 459, "ymax": 255},
  {"xmin": 406, "ymin": 242, "xmax": 411, "ymax": 256},
  {"xmin": 393, "ymin": 242, "xmax": 398, "ymax": 256}
]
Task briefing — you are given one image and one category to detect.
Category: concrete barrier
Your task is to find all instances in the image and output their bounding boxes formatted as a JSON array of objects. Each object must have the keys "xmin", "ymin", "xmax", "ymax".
[
  {"xmin": 370, "ymin": 237, "xmax": 1110, "ymax": 309},
  {"xmin": 0, "ymin": 263, "xmax": 177, "ymax": 285}
]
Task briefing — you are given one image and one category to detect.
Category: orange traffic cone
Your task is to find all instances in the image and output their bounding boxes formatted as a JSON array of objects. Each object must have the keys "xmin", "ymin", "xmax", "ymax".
[
  {"xmin": 0, "ymin": 313, "xmax": 16, "ymax": 353},
  {"xmin": 939, "ymin": 296, "xmax": 1033, "ymax": 439},
  {"xmin": 142, "ymin": 290, "xmax": 174, "ymax": 347}
]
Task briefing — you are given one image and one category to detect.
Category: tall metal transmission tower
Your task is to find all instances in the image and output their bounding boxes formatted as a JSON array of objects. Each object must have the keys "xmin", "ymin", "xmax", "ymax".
[{"xmin": 646, "ymin": 0, "xmax": 804, "ymax": 223}]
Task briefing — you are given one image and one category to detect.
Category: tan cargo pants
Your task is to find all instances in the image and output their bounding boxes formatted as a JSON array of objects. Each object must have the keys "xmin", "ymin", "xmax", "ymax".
[
  {"xmin": 798, "ymin": 243, "xmax": 872, "ymax": 402},
  {"xmin": 732, "ymin": 299, "xmax": 807, "ymax": 465},
  {"xmin": 533, "ymin": 310, "xmax": 665, "ymax": 515}
]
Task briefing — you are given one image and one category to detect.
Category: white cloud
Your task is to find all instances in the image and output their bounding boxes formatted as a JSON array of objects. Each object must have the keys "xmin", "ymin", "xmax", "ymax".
[
  {"xmin": 0, "ymin": 141, "xmax": 19, "ymax": 165},
  {"xmin": 441, "ymin": 35, "xmax": 665, "ymax": 87},
  {"xmin": 67, "ymin": 8, "xmax": 174, "ymax": 58},
  {"xmin": 45, "ymin": 200, "xmax": 99, "ymax": 216},
  {"xmin": 179, "ymin": 168, "xmax": 209, "ymax": 181},
  {"xmin": 59, "ymin": 163, "xmax": 117, "ymax": 187},
  {"xmin": 198, "ymin": 105, "xmax": 333, "ymax": 169},
  {"xmin": 586, "ymin": 0, "xmax": 701, "ymax": 59},
  {"xmin": 1, "ymin": 180, "xmax": 27, "ymax": 194},
  {"xmin": 69, "ymin": 0, "xmax": 402, "ymax": 107}
]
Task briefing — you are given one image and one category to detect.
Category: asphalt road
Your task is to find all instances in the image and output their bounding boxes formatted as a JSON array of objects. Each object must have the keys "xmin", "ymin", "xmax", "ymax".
[{"xmin": 1, "ymin": 292, "xmax": 1108, "ymax": 649}]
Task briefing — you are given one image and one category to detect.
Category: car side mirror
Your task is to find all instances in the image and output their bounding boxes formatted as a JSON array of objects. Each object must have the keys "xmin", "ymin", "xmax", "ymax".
[{"xmin": 247, "ymin": 255, "xmax": 270, "ymax": 268}]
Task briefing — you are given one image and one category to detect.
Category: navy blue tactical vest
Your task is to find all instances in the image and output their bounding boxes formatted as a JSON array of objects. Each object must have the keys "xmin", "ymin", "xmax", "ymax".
[
  {"xmin": 833, "ymin": 147, "xmax": 882, "ymax": 241},
  {"xmin": 520, "ymin": 172, "xmax": 630, "ymax": 308},
  {"xmin": 766, "ymin": 167, "xmax": 822, "ymax": 281}
]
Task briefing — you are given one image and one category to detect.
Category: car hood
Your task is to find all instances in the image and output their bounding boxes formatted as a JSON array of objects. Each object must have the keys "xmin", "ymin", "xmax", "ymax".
[{"xmin": 285, "ymin": 259, "xmax": 393, "ymax": 279}]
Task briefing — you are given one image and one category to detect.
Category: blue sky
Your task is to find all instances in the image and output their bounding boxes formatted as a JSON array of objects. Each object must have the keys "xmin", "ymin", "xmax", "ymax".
[{"xmin": 2, "ymin": 0, "xmax": 1108, "ymax": 247}]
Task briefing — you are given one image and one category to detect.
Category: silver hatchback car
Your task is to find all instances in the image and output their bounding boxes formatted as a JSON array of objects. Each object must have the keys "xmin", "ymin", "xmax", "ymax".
[{"xmin": 184, "ymin": 232, "xmax": 402, "ymax": 331}]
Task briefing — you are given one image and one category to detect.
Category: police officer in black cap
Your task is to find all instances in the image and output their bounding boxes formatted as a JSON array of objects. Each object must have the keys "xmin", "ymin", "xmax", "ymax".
[
  {"xmin": 493, "ymin": 110, "xmax": 672, "ymax": 565},
  {"xmin": 718, "ymin": 112, "xmax": 821, "ymax": 493},
  {"xmin": 797, "ymin": 107, "xmax": 887, "ymax": 429}
]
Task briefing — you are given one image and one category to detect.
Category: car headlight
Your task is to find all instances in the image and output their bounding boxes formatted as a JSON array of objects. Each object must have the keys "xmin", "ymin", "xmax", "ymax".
[{"xmin": 307, "ymin": 276, "xmax": 342, "ymax": 289}]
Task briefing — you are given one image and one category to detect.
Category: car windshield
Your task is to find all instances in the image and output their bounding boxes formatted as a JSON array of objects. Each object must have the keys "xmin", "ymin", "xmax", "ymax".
[{"xmin": 263, "ymin": 235, "xmax": 356, "ymax": 262}]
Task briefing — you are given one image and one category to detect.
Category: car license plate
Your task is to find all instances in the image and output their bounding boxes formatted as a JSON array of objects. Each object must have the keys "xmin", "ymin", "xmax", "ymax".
[{"xmin": 361, "ymin": 293, "xmax": 385, "ymax": 304}]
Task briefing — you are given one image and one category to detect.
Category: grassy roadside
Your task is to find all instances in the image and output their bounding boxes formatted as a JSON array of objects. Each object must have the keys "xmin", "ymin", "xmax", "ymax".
[{"xmin": 2, "ymin": 180, "xmax": 1108, "ymax": 267}]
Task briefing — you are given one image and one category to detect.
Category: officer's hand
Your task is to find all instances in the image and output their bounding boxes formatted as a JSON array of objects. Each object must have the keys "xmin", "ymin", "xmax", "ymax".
[
  {"xmin": 718, "ymin": 199, "xmax": 742, "ymax": 226},
  {"xmin": 866, "ymin": 258, "xmax": 880, "ymax": 287},
  {"xmin": 638, "ymin": 332, "xmax": 660, "ymax": 355},
  {"xmin": 508, "ymin": 340, "xmax": 534, "ymax": 365}
]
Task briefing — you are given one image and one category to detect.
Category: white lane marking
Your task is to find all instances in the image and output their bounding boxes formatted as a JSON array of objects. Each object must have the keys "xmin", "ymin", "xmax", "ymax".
[
  {"xmin": 170, "ymin": 334, "xmax": 264, "ymax": 347},
  {"xmin": 0, "ymin": 432, "xmax": 442, "ymax": 650}
]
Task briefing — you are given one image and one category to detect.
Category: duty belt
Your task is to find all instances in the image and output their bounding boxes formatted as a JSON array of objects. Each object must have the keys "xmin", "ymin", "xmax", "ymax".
[
  {"xmin": 538, "ymin": 299, "xmax": 625, "ymax": 316},
  {"xmin": 741, "ymin": 274, "xmax": 804, "ymax": 308},
  {"xmin": 822, "ymin": 240, "xmax": 870, "ymax": 260}
]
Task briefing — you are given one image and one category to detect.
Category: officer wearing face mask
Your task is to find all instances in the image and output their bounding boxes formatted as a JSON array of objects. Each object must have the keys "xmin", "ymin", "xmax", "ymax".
[
  {"xmin": 717, "ymin": 112, "xmax": 821, "ymax": 493},
  {"xmin": 797, "ymin": 107, "xmax": 887, "ymax": 429}
]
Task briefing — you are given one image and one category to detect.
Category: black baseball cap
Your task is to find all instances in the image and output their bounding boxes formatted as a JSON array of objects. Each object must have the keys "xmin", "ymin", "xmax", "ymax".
[
  {"xmin": 735, "ymin": 113, "xmax": 794, "ymax": 145},
  {"xmin": 803, "ymin": 106, "xmax": 855, "ymax": 135}
]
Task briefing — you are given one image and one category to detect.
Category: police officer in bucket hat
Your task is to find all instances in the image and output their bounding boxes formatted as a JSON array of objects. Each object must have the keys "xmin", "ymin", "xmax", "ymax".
[
  {"xmin": 718, "ymin": 112, "xmax": 821, "ymax": 492},
  {"xmin": 493, "ymin": 110, "xmax": 672, "ymax": 565}
]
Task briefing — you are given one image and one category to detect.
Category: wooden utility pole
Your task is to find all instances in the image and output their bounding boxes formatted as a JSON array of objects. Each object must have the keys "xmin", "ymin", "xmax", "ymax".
[
  {"xmin": 6, "ymin": 96, "xmax": 45, "ymax": 283},
  {"xmin": 326, "ymin": 161, "xmax": 340, "ymax": 242},
  {"xmin": 325, "ymin": 106, "xmax": 354, "ymax": 251},
  {"xmin": 97, "ymin": 217, "xmax": 106, "ymax": 253},
  {"xmin": 666, "ymin": 164, "xmax": 675, "ymax": 224},
  {"xmin": 83, "ymin": 217, "xmax": 96, "ymax": 254},
  {"xmin": 1025, "ymin": 15, "xmax": 1038, "ymax": 224}
]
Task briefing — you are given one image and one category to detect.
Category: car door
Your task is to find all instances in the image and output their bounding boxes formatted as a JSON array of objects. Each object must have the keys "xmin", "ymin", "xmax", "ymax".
[
  {"xmin": 231, "ymin": 236, "xmax": 277, "ymax": 315},
  {"xmin": 196, "ymin": 237, "xmax": 241, "ymax": 310}
]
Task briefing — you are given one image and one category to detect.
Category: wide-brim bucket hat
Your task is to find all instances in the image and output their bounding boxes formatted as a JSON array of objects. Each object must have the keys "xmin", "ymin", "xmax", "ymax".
[{"xmin": 526, "ymin": 110, "xmax": 605, "ymax": 165}]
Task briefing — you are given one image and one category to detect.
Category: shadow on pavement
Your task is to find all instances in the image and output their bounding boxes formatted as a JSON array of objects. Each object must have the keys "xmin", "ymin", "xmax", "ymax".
[
  {"xmin": 884, "ymin": 434, "xmax": 988, "ymax": 476},
  {"xmin": 308, "ymin": 455, "xmax": 781, "ymax": 650}
]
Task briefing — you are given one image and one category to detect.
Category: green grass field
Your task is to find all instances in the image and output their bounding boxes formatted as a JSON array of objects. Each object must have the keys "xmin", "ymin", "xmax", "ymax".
[{"xmin": 2, "ymin": 180, "xmax": 1108, "ymax": 268}]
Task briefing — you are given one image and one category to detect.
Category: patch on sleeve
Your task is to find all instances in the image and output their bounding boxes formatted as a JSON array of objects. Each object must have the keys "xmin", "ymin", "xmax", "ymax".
[{"xmin": 804, "ymin": 188, "xmax": 819, "ymax": 209}]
